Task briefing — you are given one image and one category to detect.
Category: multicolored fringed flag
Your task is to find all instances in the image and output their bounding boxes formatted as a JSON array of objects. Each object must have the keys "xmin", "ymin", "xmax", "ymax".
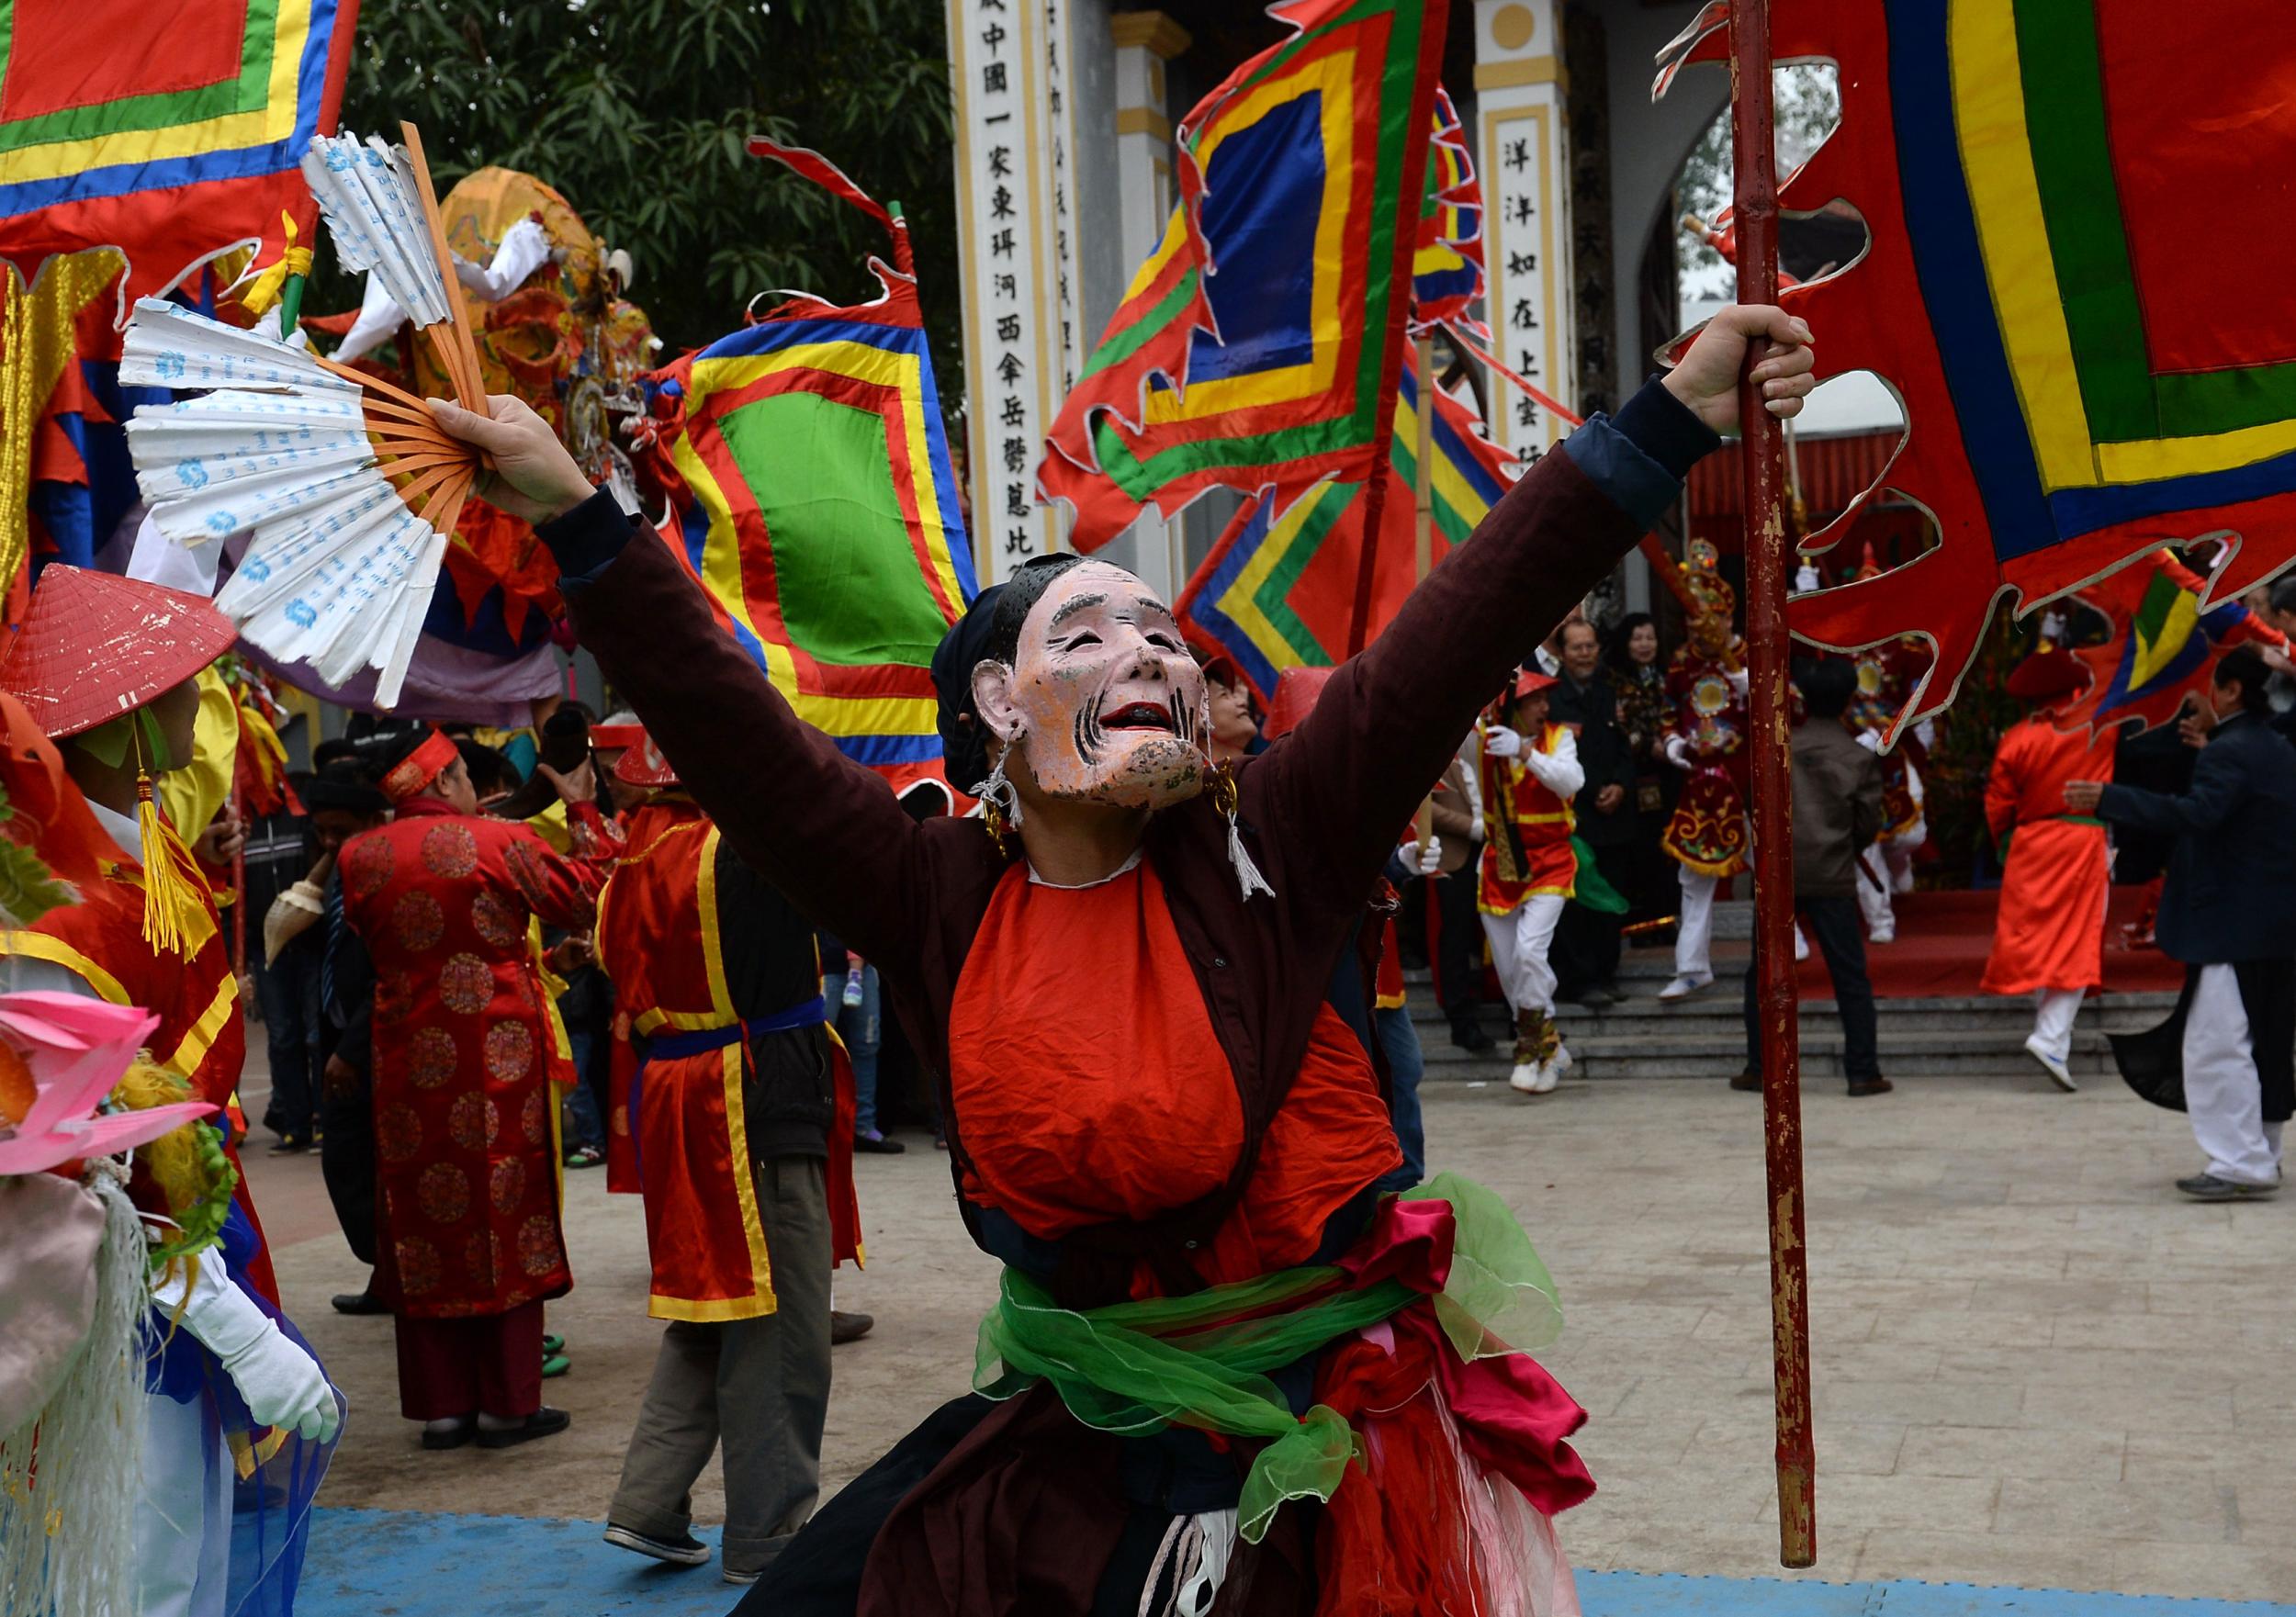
[
  {"xmin": 0, "ymin": 0, "xmax": 359, "ymax": 301},
  {"xmin": 2058, "ymin": 548, "xmax": 2290, "ymax": 735},
  {"xmin": 636, "ymin": 140, "xmax": 975, "ymax": 791},
  {"xmin": 1658, "ymin": 0, "xmax": 2296, "ymax": 734},
  {"xmin": 1411, "ymin": 87, "xmax": 1487, "ymax": 341},
  {"xmin": 1038, "ymin": 0, "xmax": 1448, "ymax": 551},
  {"xmin": 1177, "ymin": 358, "xmax": 1516, "ymax": 700}
]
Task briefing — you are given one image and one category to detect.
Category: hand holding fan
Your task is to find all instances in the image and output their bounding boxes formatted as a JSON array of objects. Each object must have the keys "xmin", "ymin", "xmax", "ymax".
[{"xmin": 118, "ymin": 124, "xmax": 490, "ymax": 708}]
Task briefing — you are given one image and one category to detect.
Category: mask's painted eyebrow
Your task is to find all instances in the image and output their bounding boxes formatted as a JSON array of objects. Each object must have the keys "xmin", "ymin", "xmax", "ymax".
[{"xmin": 1047, "ymin": 591, "xmax": 1109, "ymax": 630}]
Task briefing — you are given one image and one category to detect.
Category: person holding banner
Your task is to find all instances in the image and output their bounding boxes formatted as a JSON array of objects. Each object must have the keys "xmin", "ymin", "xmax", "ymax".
[{"xmin": 424, "ymin": 303, "xmax": 1816, "ymax": 1616}]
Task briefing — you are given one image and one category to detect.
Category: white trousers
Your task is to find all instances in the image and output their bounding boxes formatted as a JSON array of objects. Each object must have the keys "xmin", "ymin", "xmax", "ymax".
[
  {"xmin": 2185, "ymin": 964, "xmax": 2283, "ymax": 1187},
  {"xmin": 1856, "ymin": 862, "xmax": 1896, "ymax": 937},
  {"xmin": 2031, "ymin": 987, "xmax": 2082, "ymax": 1065},
  {"xmin": 1674, "ymin": 866, "xmax": 1716, "ymax": 978},
  {"xmin": 1483, "ymin": 894, "xmax": 1567, "ymax": 1019},
  {"xmin": 136, "ymin": 1388, "xmax": 232, "ymax": 1617}
]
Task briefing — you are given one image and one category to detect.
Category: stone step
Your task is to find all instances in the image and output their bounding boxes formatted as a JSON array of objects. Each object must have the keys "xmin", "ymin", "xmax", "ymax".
[
  {"xmin": 1425, "ymin": 1024, "xmax": 2132, "ymax": 1083},
  {"xmin": 1410, "ymin": 991, "xmax": 2178, "ymax": 1049}
]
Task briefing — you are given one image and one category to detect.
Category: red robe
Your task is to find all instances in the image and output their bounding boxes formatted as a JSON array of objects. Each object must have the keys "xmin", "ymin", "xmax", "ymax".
[
  {"xmin": 1978, "ymin": 714, "xmax": 2117, "ymax": 995},
  {"xmin": 12, "ymin": 783, "xmax": 273, "ymax": 1300},
  {"xmin": 1478, "ymin": 721, "xmax": 1578, "ymax": 912},
  {"xmin": 1660, "ymin": 644, "xmax": 1750, "ymax": 878},
  {"xmin": 594, "ymin": 806, "xmax": 862, "ymax": 1320},
  {"xmin": 341, "ymin": 797, "xmax": 609, "ymax": 1319}
]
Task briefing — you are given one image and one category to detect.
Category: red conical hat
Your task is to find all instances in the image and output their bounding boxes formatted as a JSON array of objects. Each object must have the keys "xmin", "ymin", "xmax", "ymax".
[
  {"xmin": 1264, "ymin": 666, "xmax": 1339, "ymax": 741},
  {"xmin": 2005, "ymin": 646, "xmax": 2087, "ymax": 702},
  {"xmin": 613, "ymin": 734, "xmax": 679, "ymax": 788},
  {"xmin": 0, "ymin": 567, "xmax": 237, "ymax": 740}
]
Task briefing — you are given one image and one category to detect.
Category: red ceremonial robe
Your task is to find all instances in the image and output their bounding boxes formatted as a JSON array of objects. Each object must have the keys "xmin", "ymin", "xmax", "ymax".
[
  {"xmin": 1660, "ymin": 645, "xmax": 1750, "ymax": 879},
  {"xmin": 1979, "ymin": 714, "xmax": 2117, "ymax": 995},
  {"xmin": 341, "ymin": 796, "xmax": 609, "ymax": 1318},
  {"xmin": 594, "ymin": 805, "xmax": 862, "ymax": 1320},
  {"xmin": 9, "ymin": 781, "xmax": 273, "ymax": 1300}
]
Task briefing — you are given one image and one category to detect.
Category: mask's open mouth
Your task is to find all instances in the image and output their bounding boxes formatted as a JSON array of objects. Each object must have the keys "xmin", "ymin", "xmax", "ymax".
[{"xmin": 1102, "ymin": 699, "xmax": 1177, "ymax": 734}]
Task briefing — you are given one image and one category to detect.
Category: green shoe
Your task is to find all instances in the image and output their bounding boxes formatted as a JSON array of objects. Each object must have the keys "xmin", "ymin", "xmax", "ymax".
[
  {"xmin": 542, "ymin": 1334, "xmax": 565, "ymax": 1355},
  {"xmin": 541, "ymin": 1353, "xmax": 570, "ymax": 1379}
]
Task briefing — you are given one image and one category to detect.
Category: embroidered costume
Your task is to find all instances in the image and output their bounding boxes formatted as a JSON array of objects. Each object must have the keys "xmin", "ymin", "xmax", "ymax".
[
  {"xmin": 1658, "ymin": 542, "xmax": 1750, "ymax": 998},
  {"xmin": 1477, "ymin": 670, "xmax": 1582, "ymax": 1094}
]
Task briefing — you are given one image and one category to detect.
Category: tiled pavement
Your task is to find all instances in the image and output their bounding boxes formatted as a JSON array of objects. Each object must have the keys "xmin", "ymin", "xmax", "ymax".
[{"xmin": 249, "ymin": 1060, "xmax": 2296, "ymax": 1608}]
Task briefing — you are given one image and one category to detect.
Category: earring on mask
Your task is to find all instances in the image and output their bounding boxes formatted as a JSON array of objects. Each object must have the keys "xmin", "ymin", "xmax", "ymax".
[
  {"xmin": 1207, "ymin": 760, "xmax": 1274, "ymax": 902},
  {"xmin": 973, "ymin": 745, "xmax": 1023, "ymax": 858}
]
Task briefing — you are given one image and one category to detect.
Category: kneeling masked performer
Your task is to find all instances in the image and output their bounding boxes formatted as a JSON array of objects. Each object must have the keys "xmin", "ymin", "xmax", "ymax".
[{"xmin": 425, "ymin": 306, "xmax": 1816, "ymax": 1614}]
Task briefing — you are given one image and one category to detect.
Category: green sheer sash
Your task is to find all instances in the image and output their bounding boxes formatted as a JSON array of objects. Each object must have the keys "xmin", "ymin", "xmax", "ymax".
[{"xmin": 971, "ymin": 1173, "xmax": 1560, "ymax": 1542}]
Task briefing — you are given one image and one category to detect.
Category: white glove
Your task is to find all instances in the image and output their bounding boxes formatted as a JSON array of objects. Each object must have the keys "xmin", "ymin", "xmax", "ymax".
[
  {"xmin": 1727, "ymin": 667, "xmax": 1750, "ymax": 697},
  {"xmin": 1914, "ymin": 718, "xmax": 1937, "ymax": 751},
  {"xmin": 1414, "ymin": 837, "xmax": 1443, "ymax": 876},
  {"xmin": 1664, "ymin": 736, "xmax": 1694, "ymax": 771},
  {"xmin": 1468, "ymin": 816, "xmax": 1485, "ymax": 842},
  {"xmin": 1483, "ymin": 724, "xmax": 1523, "ymax": 759},
  {"xmin": 155, "ymin": 1253, "xmax": 341, "ymax": 1443},
  {"xmin": 1793, "ymin": 561, "xmax": 1821, "ymax": 592},
  {"xmin": 1854, "ymin": 728, "xmax": 1883, "ymax": 754}
]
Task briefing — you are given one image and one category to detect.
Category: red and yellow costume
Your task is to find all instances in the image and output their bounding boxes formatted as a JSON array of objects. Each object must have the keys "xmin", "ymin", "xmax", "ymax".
[
  {"xmin": 1979, "ymin": 711, "xmax": 2117, "ymax": 995},
  {"xmin": 340, "ymin": 792, "xmax": 610, "ymax": 1321},
  {"xmin": 1477, "ymin": 721, "xmax": 1579, "ymax": 911},
  {"xmin": 594, "ymin": 802, "xmax": 862, "ymax": 1320},
  {"xmin": 1660, "ymin": 542, "xmax": 1750, "ymax": 880}
]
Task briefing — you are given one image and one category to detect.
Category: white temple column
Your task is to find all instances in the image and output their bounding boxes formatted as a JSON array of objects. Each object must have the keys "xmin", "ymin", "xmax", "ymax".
[
  {"xmin": 1474, "ymin": 0, "xmax": 1576, "ymax": 461},
  {"xmin": 1103, "ymin": 10, "xmax": 1190, "ymax": 599}
]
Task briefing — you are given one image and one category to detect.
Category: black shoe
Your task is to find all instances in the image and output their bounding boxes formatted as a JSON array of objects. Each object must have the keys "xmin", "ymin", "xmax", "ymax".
[
  {"xmin": 853, "ymin": 1130, "xmax": 906, "ymax": 1154},
  {"xmin": 421, "ymin": 1418, "xmax": 476, "ymax": 1451},
  {"xmin": 332, "ymin": 1290, "xmax": 388, "ymax": 1316},
  {"xmin": 2176, "ymin": 1172, "xmax": 2279, "ymax": 1201},
  {"xmin": 1576, "ymin": 984, "xmax": 1622, "ymax": 1009},
  {"xmin": 603, "ymin": 1524, "xmax": 711, "ymax": 1566},
  {"xmin": 831, "ymin": 1308, "xmax": 875, "ymax": 1345},
  {"xmin": 1448, "ymin": 1016, "xmax": 1494, "ymax": 1054},
  {"xmin": 1730, "ymin": 1070, "xmax": 1762, "ymax": 1092},
  {"xmin": 268, "ymin": 1135, "xmax": 309, "ymax": 1155},
  {"xmin": 1845, "ymin": 1077, "xmax": 1896, "ymax": 1098},
  {"xmin": 476, "ymin": 1408, "xmax": 570, "ymax": 1448}
]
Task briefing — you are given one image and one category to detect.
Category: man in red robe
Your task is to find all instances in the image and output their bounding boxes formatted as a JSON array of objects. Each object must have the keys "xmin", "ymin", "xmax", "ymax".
[
  {"xmin": 337, "ymin": 727, "xmax": 612, "ymax": 1449},
  {"xmin": 1980, "ymin": 647, "xmax": 2116, "ymax": 1092},
  {"xmin": 592, "ymin": 735, "xmax": 861, "ymax": 1583}
]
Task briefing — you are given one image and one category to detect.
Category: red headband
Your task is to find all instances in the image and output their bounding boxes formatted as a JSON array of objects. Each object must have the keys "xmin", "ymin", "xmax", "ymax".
[{"xmin": 380, "ymin": 730, "xmax": 459, "ymax": 804}]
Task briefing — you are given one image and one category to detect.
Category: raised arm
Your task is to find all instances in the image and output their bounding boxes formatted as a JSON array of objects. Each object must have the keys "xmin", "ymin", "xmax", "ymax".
[
  {"xmin": 1248, "ymin": 306, "xmax": 1814, "ymax": 897},
  {"xmin": 2095, "ymin": 737, "xmax": 2250, "ymax": 838},
  {"xmin": 425, "ymin": 392, "xmax": 932, "ymax": 969}
]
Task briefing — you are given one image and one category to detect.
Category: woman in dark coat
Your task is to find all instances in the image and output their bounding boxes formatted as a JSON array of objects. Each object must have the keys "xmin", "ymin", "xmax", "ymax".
[{"xmin": 430, "ymin": 306, "xmax": 1815, "ymax": 1616}]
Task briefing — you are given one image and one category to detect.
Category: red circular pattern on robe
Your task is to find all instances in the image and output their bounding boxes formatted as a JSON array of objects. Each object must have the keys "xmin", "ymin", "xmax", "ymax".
[
  {"xmin": 346, "ymin": 836, "xmax": 393, "ymax": 900},
  {"xmin": 517, "ymin": 1214, "xmax": 562, "ymax": 1277},
  {"xmin": 521, "ymin": 1088, "xmax": 548, "ymax": 1146},
  {"xmin": 470, "ymin": 890, "xmax": 523, "ymax": 949},
  {"xmin": 421, "ymin": 822, "xmax": 480, "ymax": 880},
  {"xmin": 418, "ymin": 1162, "xmax": 470, "ymax": 1225},
  {"xmin": 463, "ymin": 1229, "xmax": 502, "ymax": 1286},
  {"xmin": 377, "ymin": 1104, "xmax": 422, "ymax": 1162},
  {"xmin": 391, "ymin": 889, "xmax": 445, "ymax": 954},
  {"xmin": 374, "ymin": 983, "xmax": 416, "ymax": 1027},
  {"xmin": 408, "ymin": 1026, "xmax": 457, "ymax": 1090},
  {"xmin": 439, "ymin": 953, "xmax": 494, "ymax": 1016},
  {"xmin": 490, "ymin": 1156, "xmax": 527, "ymax": 1214},
  {"xmin": 483, "ymin": 1022, "xmax": 534, "ymax": 1085},
  {"xmin": 396, "ymin": 1236, "xmax": 442, "ymax": 1296},
  {"xmin": 507, "ymin": 967, "xmax": 537, "ymax": 1010},
  {"xmin": 447, "ymin": 1091, "xmax": 499, "ymax": 1151}
]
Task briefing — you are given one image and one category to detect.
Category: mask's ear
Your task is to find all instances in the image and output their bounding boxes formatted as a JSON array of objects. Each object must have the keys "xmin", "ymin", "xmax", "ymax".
[{"xmin": 971, "ymin": 658, "xmax": 1023, "ymax": 745}]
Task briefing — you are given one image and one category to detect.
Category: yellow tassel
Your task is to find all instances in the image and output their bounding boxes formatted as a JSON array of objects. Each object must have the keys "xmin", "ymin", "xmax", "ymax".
[
  {"xmin": 239, "ymin": 211, "xmax": 313, "ymax": 318},
  {"xmin": 134, "ymin": 773, "xmax": 208, "ymax": 959}
]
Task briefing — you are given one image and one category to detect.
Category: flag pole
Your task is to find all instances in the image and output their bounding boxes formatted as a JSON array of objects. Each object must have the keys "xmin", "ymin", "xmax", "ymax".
[{"xmin": 1728, "ymin": 0, "xmax": 1817, "ymax": 1569}]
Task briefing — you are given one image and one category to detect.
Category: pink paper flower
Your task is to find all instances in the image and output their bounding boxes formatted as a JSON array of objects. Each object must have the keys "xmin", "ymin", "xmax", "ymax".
[{"xmin": 0, "ymin": 991, "xmax": 214, "ymax": 1176}]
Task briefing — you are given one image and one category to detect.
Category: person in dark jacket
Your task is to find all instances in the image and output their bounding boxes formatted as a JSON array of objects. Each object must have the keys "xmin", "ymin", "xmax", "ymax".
[
  {"xmin": 1740, "ymin": 658, "xmax": 1888, "ymax": 1096},
  {"xmin": 2070, "ymin": 645, "xmax": 2296, "ymax": 1198},
  {"xmin": 1547, "ymin": 619, "xmax": 1634, "ymax": 1006},
  {"xmin": 424, "ymin": 306, "xmax": 1818, "ymax": 1615}
]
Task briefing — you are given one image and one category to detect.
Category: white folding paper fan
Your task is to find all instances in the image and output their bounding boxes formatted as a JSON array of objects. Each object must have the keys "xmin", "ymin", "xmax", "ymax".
[{"xmin": 117, "ymin": 122, "xmax": 489, "ymax": 708}]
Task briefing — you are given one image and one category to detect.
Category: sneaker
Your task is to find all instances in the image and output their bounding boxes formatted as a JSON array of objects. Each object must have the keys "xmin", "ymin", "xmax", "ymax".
[
  {"xmin": 2023, "ymin": 1035, "xmax": 2077, "ymax": 1093},
  {"xmin": 1867, "ymin": 927, "xmax": 1895, "ymax": 946},
  {"xmin": 1845, "ymin": 1077, "xmax": 1895, "ymax": 1097},
  {"xmin": 853, "ymin": 1130, "xmax": 906, "ymax": 1155},
  {"xmin": 268, "ymin": 1135, "xmax": 309, "ymax": 1155},
  {"xmin": 475, "ymin": 1407, "xmax": 570, "ymax": 1448},
  {"xmin": 602, "ymin": 1524, "xmax": 712, "ymax": 1567},
  {"xmin": 2176, "ymin": 1173, "xmax": 2279, "ymax": 1201},
  {"xmin": 1570, "ymin": 983, "xmax": 1621, "ymax": 1009},
  {"xmin": 1658, "ymin": 972, "xmax": 1714, "ymax": 1002},
  {"xmin": 1448, "ymin": 1016, "xmax": 1494, "ymax": 1054},
  {"xmin": 564, "ymin": 1145, "xmax": 604, "ymax": 1170},
  {"xmin": 541, "ymin": 1353, "xmax": 570, "ymax": 1379},
  {"xmin": 542, "ymin": 1333, "xmax": 565, "ymax": 1355},
  {"xmin": 831, "ymin": 1309, "xmax": 875, "ymax": 1345},
  {"xmin": 723, "ymin": 1567, "xmax": 763, "ymax": 1587},
  {"xmin": 1529, "ymin": 1048, "xmax": 1567, "ymax": 1095},
  {"xmin": 1507, "ymin": 1059, "xmax": 1542, "ymax": 1095}
]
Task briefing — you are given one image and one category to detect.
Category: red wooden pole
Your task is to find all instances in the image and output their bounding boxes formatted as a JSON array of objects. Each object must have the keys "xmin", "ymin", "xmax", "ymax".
[{"xmin": 1728, "ymin": 0, "xmax": 1817, "ymax": 1569}]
